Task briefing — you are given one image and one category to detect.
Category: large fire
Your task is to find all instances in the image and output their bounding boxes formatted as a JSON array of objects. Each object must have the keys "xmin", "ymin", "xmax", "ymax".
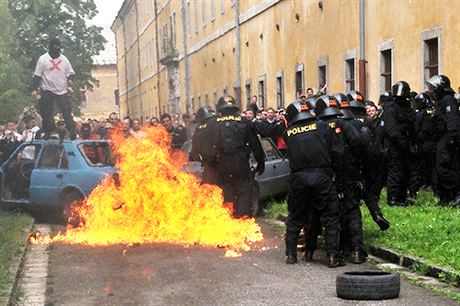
[{"xmin": 31, "ymin": 126, "xmax": 263, "ymax": 253}]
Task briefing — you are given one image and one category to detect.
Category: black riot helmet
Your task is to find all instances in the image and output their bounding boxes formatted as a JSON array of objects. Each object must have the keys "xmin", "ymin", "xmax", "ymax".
[
  {"xmin": 427, "ymin": 75, "xmax": 455, "ymax": 95},
  {"xmin": 391, "ymin": 81, "xmax": 411, "ymax": 98},
  {"xmin": 378, "ymin": 91, "xmax": 392, "ymax": 106},
  {"xmin": 332, "ymin": 93, "xmax": 354, "ymax": 119},
  {"xmin": 314, "ymin": 95, "xmax": 343, "ymax": 119},
  {"xmin": 346, "ymin": 90, "xmax": 364, "ymax": 104},
  {"xmin": 196, "ymin": 106, "xmax": 215, "ymax": 124},
  {"xmin": 305, "ymin": 97, "xmax": 316, "ymax": 115},
  {"xmin": 414, "ymin": 93, "xmax": 433, "ymax": 109},
  {"xmin": 216, "ymin": 95, "xmax": 239, "ymax": 113},
  {"xmin": 285, "ymin": 99, "xmax": 315, "ymax": 125}
]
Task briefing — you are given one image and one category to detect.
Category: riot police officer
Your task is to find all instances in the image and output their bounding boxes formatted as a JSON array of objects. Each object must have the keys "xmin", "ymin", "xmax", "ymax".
[
  {"xmin": 382, "ymin": 81, "xmax": 416, "ymax": 206},
  {"xmin": 190, "ymin": 106, "xmax": 218, "ymax": 185},
  {"xmin": 414, "ymin": 93, "xmax": 440, "ymax": 192},
  {"xmin": 313, "ymin": 95, "xmax": 371, "ymax": 263},
  {"xmin": 283, "ymin": 99, "xmax": 345, "ymax": 267},
  {"xmin": 212, "ymin": 95, "xmax": 265, "ymax": 218},
  {"xmin": 427, "ymin": 75, "xmax": 460, "ymax": 207},
  {"xmin": 343, "ymin": 92, "xmax": 390, "ymax": 231}
]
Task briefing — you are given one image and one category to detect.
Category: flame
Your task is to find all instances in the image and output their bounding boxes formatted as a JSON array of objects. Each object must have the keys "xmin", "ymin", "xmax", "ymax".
[{"xmin": 32, "ymin": 126, "xmax": 263, "ymax": 252}]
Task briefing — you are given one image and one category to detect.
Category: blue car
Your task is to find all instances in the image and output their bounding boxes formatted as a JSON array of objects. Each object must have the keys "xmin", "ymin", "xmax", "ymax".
[{"xmin": 0, "ymin": 139, "xmax": 117, "ymax": 222}]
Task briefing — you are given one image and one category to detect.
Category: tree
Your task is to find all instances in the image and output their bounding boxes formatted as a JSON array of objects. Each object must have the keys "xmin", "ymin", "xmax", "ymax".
[
  {"xmin": 0, "ymin": 0, "xmax": 31, "ymax": 122},
  {"xmin": 4, "ymin": 0, "xmax": 106, "ymax": 120}
]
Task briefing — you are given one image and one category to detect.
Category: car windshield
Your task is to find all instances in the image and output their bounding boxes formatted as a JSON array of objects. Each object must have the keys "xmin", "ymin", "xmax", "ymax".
[{"xmin": 77, "ymin": 142, "xmax": 116, "ymax": 167}]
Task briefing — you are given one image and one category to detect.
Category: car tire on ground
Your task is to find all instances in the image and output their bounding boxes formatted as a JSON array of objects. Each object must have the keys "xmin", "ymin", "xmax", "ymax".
[
  {"xmin": 60, "ymin": 190, "xmax": 84, "ymax": 227},
  {"xmin": 336, "ymin": 270, "xmax": 400, "ymax": 300}
]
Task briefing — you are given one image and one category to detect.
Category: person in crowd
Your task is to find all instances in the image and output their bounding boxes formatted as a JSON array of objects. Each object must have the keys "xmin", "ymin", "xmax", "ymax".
[
  {"xmin": 2, "ymin": 120, "xmax": 23, "ymax": 142},
  {"xmin": 78, "ymin": 123, "xmax": 99, "ymax": 140},
  {"xmin": 103, "ymin": 122, "xmax": 115, "ymax": 140},
  {"xmin": 414, "ymin": 93, "xmax": 440, "ymax": 193},
  {"xmin": 161, "ymin": 113, "xmax": 187, "ymax": 149},
  {"xmin": 244, "ymin": 109, "xmax": 256, "ymax": 122},
  {"xmin": 247, "ymin": 95, "xmax": 259, "ymax": 114},
  {"xmin": 283, "ymin": 99, "xmax": 344, "ymax": 267},
  {"xmin": 190, "ymin": 106, "xmax": 218, "ymax": 185},
  {"xmin": 108, "ymin": 112, "xmax": 120, "ymax": 126},
  {"xmin": 0, "ymin": 120, "xmax": 23, "ymax": 163},
  {"xmin": 149, "ymin": 117, "xmax": 160, "ymax": 127},
  {"xmin": 427, "ymin": 75, "xmax": 460, "ymax": 207},
  {"xmin": 121, "ymin": 118, "xmax": 132, "ymax": 138},
  {"xmin": 212, "ymin": 95, "xmax": 265, "ymax": 219},
  {"xmin": 366, "ymin": 104, "xmax": 379, "ymax": 120},
  {"xmin": 99, "ymin": 117, "xmax": 107, "ymax": 128},
  {"xmin": 17, "ymin": 106, "xmax": 43, "ymax": 134},
  {"xmin": 30, "ymin": 38, "xmax": 75, "ymax": 139},
  {"xmin": 132, "ymin": 118, "xmax": 146, "ymax": 138},
  {"xmin": 382, "ymin": 81, "xmax": 416, "ymax": 207},
  {"xmin": 299, "ymin": 93, "xmax": 307, "ymax": 101},
  {"xmin": 75, "ymin": 120, "xmax": 83, "ymax": 138},
  {"xmin": 260, "ymin": 107, "xmax": 286, "ymax": 147}
]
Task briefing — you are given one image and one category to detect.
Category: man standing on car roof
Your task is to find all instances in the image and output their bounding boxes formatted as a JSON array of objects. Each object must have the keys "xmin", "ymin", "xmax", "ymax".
[
  {"xmin": 212, "ymin": 95, "xmax": 265, "ymax": 218},
  {"xmin": 31, "ymin": 38, "xmax": 76, "ymax": 140}
]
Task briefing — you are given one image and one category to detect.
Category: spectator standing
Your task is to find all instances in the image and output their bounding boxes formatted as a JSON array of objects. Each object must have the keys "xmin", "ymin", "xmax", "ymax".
[
  {"xmin": 132, "ymin": 119, "xmax": 146, "ymax": 138},
  {"xmin": 247, "ymin": 95, "xmax": 259, "ymax": 114},
  {"xmin": 31, "ymin": 38, "xmax": 76, "ymax": 139},
  {"xmin": 108, "ymin": 112, "xmax": 120, "ymax": 126},
  {"xmin": 17, "ymin": 106, "xmax": 43, "ymax": 134},
  {"xmin": 161, "ymin": 113, "xmax": 187, "ymax": 149}
]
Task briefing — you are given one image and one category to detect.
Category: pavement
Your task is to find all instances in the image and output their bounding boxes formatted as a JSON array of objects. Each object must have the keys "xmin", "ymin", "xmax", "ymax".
[{"xmin": 3, "ymin": 217, "xmax": 460, "ymax": 305}]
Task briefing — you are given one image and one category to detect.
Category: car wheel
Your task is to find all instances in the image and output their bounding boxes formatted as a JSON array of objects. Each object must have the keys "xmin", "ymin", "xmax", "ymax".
[
  {"xmin": 60, "ymin": 190, "xmax": 84, "ymax": 227},
  {"xmin": 250, "ymin": 182, "xmax": 260, "ymax": 217},
  {"xmin": 336, "ymin": 270, "xmax": 400, "ymax": 300}
]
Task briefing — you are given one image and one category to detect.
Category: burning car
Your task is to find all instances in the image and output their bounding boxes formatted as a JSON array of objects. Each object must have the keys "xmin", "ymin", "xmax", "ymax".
[{"xmin": 0, "ymin": 139, "xmax": 117, "ymax": 223}]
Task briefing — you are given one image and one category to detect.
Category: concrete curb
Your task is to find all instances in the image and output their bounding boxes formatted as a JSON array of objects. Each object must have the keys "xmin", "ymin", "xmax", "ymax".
[
  {"xmin": 276, "ymin": 213, "xmax": 460, "ymax": 289},
  {"xmin": 0, "ymin": 218, "xmax": 34, "ymax": 306}
]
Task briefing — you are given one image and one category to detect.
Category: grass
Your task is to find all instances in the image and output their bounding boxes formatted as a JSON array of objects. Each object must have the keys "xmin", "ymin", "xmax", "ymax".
[
  {"xmin": 262, "ymin": 189, "xmax": 460, "ymax": 277},
  {"xmin": 0, "ymin": 210, "xmax": 33, "ymax": 293}
]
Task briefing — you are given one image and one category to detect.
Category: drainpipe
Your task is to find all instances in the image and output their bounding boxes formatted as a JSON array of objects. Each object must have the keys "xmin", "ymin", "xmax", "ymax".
[
  {"xmin": 235, "ymin": 0, "xmax": 242, "ymax": 108},
  {"xmin": 134, "ymin": 0, "xmax": 144, "ymax": 123},
  {"xmin": 359, "ymin": 0, "xmax": 367, "ymax": 96},
  {"xmin": 154, "ymin": 0, "xmax": 162, "ymax": 116},
  {"xmin": 181, "ymin": 0, "xmax": 191, "ymax": 115},
  {"xmin": 121, "ymin": 16, "xmax": 130, "ymax": 117}
]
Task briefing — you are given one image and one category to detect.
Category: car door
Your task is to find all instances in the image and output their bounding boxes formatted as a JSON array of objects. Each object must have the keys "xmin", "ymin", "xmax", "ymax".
[
  {"xmin": 258, "ymin": 138, "xmax": 289, "ymax": 196},
  {"xmin": 29, "ymin": 144, "xmax": 69, "ymax": 206},
  {"xmin": 253, "ymin": 138, "xmax": 277, "ymax": 199},
  {"xmin": 1, "ymin": 143, "xmax": 42, "ymax": 204}
]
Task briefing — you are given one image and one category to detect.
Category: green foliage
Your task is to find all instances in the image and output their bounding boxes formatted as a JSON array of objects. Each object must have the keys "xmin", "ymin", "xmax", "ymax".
[
  {"xmin": 0, "ymin": 210, "xmax": 32, "ymax": 291},
  {"xmin": 363, "ymin": 189, "xmax": 460, "ymax": 273},
  {"xmin": 0, "ymin": 0, "xmax": 106, "ymax": 122},
  {"xmin": 261, "ymin": 199, "xmax": 287, "ymax": 219}
]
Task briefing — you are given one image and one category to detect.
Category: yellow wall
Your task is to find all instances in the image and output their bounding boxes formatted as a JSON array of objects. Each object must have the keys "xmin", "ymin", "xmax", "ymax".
[{"xmin": 112, "ymin": 0, "xmax": 460, "ymax": 119}]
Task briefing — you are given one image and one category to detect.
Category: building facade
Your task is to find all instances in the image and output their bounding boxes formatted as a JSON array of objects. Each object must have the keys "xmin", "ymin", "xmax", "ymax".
[
  {"xmin": 80, "ymin": 24, "xmax": 120, "ymax": 120},
  {"xmin": 112, "ymin": 0, "xmax": 460, "ymax": 122}
]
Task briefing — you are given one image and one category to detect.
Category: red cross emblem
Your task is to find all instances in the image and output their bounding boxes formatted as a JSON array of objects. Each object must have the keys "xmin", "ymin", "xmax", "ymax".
[{"xmin": 49, "ymin": 59, "xmax": 62, "ymax": 71}]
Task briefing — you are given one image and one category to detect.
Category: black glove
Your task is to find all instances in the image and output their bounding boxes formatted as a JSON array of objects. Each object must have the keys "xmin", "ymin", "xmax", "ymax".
[{"xmin": 256, "ymin": 161, "xmax": 265, "ymax": 175}]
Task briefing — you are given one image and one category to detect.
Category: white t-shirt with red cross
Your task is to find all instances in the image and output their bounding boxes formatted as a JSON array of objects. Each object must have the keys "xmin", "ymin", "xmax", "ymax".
[{"xmin": 34, "ymin": 52, "xmax": 75, "ymax": 95}]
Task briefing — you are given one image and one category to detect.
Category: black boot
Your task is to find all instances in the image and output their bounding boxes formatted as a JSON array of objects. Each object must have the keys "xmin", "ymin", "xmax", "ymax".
[
  {"xmin": 286, "ymin": 254, "xmax": 298, "ymax": 264},
  {"xmin": 352, "ymin": 248, "xmax": 366, "ymax": 264},
  {"xmin": 327, "ymin": 254, "xmax": 346, "ymax": 268},
  {"xmin": 302, "ymin": 250, "xmax": 313, "ymax": 262},
  {"xmin": 371, "ymin": 211, "xmax": 390, "ymax": 231},
  {"xmin": 450, "ymin": 195, "xmax": 460, "ymax": 208}
]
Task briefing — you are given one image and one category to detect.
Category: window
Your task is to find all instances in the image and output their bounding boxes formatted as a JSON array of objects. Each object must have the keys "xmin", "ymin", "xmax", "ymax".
[
  {"xmin": 344, "ymin": 51, "xmax": 356, "ymax": 93},
  {"xmin": 78, "ymin": 142, "xmax": 115, "ymax": 167},
  {"xmin": 186, "ymin": 1, "xmax": 191, "ymax": 37},
  {"xmin": 198, "ymin": 93, "xmax": 202, "ymax": 107},
  {"xmin": 276, "ymin": 70, "xmax": 284, "ymax": 108},
  {"xmin": 191, "ymin": 96, "xmax": 195, "ymax": 112},
  {"xmin": 38, "ymin": 146, "xmax": 68, "ymax": 169},
  {"xmin": 245, "ymin": 81, "xmax": 251, "ymax": 109},
  {"xmin": 79, "ymin": 90, "xmax": 87, "ymax": 108},
  {"xmin": 317, "ymin": 58, "xmax": 328, "ymax": 94},
  {"xmin": 114, "ymin": 89, "xmax": 119, "ymax": 106},
  {"xmin": 295, "ymin": 64, "xmax": 304, "ymax": 98},
  {"xmin": 258, "ymin": 75, "xmax": 266, "ymax": 109},
  {"xmin": 422, "ymin": 28, "xmax": 441, "ymax": 90},
  {"xmin": 379, "ymin": 39, "xmax": 394, "ymax": 93},
  {"xmin": 205, "ymin": 91, "xmax": 209, "ymax": 106},
  {"xmin": 213, "ymin": 88, "xmax": 218, "ymax": 107},
  {"xmin": 169, "ymin": 12, "xmax": 176, "ymax": 49},
  {"xmin": 381, "ymin": 50, "xmax": 392, "ymax": 92},
  {"xmin": 223, "ymin": 85, "xmax": 228, "ymax": 95}
]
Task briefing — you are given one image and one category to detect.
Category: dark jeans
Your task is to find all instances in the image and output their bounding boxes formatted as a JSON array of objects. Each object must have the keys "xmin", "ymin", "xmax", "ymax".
[{"xmin": 39, "ymin": 91, "xmax": 75, "ymax": 135}]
